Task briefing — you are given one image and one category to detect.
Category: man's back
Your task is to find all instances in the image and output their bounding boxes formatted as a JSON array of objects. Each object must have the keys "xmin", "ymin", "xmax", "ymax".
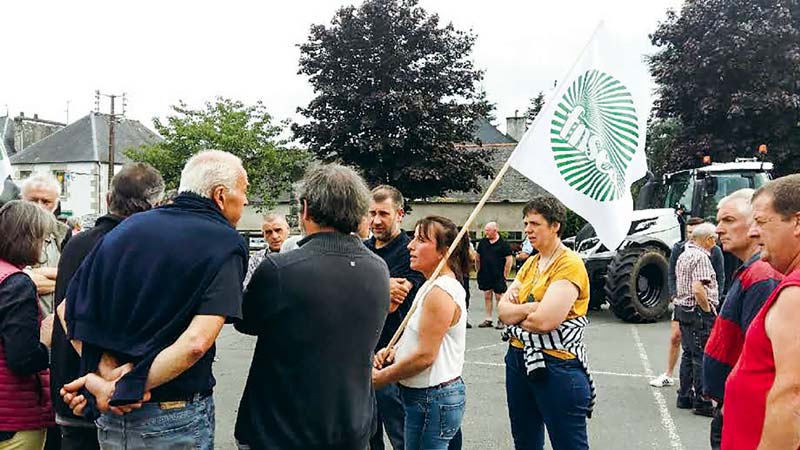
[{"xmin": 235, "ymin": 232, "xmax": 390, "ymax": 450}]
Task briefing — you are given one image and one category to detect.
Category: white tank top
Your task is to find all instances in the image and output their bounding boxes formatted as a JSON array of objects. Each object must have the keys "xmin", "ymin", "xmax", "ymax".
[{"xmin": 395, "ymin": 275, "xmax": 467, "ymax": 388}]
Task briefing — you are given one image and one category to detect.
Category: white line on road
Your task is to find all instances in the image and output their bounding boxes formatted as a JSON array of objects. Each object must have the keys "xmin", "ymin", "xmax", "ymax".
[
  {"xmin": 630, "ymin": 325, "xmax": 684, "ymax": 450},
  {"xmin": 466, "ymin": 343, "xmax": 504, "ymax": 353},
  {"xmin": 465, "ymin": 360, "xmax": 649, "ymax": 378}
]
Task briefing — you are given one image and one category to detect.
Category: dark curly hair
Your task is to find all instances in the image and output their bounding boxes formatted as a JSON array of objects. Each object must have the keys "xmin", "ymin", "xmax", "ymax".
[{"xmin": 522, "ymin": 195, "xmax": 567, "ymax": 237}]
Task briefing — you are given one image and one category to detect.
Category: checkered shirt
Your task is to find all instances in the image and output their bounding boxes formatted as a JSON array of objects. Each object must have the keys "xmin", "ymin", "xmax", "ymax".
[{"xmin": 674, "ymin": 241, "xmax": 719, "ymax": 308}]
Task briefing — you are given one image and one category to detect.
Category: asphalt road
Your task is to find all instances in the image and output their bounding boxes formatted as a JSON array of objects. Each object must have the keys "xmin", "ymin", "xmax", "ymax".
[{"xmin": 213, "ymin": 285, "xmax": 712, "ymax": 450}]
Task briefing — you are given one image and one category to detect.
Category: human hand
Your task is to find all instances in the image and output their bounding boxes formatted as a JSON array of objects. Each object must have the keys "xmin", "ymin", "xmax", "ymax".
[
  {"xmin": 40, "ymin": 314, "xmax": 54, "ymax": 347},
  {"xmin": 61, "ymin": 363, "xmax": 149, "ymax": 416},
  {"xmin": 372, "ymin": 367, "xmax": 390, "ymax": 390},
  {"xmin": 389, "ymin": 278, "xmax": 412, "ymax": 307},
  {"xmin": 373, "ymin": 347, "xmax": 396, "ymax": 369}
]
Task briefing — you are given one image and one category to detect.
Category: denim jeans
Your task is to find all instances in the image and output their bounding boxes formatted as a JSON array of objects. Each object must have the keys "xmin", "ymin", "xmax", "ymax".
[
  {"xmin": 95, "ymin": 394, "xmax": 214, "ymax": 450},
  {"xmin": 400, "ymin": 378, "xmax": 466, "ymax": 450},
  {"xmin": 505, "ymin": 346, "xmax": 590, "ymax": 450},
  {"xmin": 675, "ymin": 305, "xmax": 715, "ymax": 408},
  {"xmin": 369, "ymin": 382, "xmax": 406, "ymax": 450}
]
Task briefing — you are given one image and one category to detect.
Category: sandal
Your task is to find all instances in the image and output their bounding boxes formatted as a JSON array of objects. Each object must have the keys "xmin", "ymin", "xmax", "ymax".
[{"xmin": 477, "ymin": 319, "xmax": 493, "ymax": 328}]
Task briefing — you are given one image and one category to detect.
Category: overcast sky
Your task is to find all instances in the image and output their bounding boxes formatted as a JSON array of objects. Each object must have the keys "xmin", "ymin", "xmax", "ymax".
[{"xmin": 3, "ymin": 0, "xmax": 683, "ymax": 135}]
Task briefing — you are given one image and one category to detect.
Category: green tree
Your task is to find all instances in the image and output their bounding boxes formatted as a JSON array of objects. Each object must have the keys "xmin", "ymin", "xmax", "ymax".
[
  {"xmin": 293, "ymin": 0, "xmax": 494, "ymax": 202},
  {"xmin": 645, "ymin": 116, "xmax": 683, "ymax": 176},
  {"xmin": 525, "ymin": 91, "xmax": 545, "ymax": 126},
  {"xmin": 649, "ymin": 0, "xmax": 800, "ymax": 175},
  {"xmin": 126, "ymin": 98, "xmax": 309, "ymax": 211}
]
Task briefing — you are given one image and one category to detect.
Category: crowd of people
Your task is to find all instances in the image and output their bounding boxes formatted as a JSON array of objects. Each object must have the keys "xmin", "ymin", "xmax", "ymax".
[{"xmin": 0, "ymin": 149, "xmax": 798, "ymax": 450}]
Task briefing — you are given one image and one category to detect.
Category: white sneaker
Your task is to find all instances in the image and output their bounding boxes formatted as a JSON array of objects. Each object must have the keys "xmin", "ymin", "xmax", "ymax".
[{"xmin": 649, "ymin": 373, "xmax": 675, "ymax": 387}]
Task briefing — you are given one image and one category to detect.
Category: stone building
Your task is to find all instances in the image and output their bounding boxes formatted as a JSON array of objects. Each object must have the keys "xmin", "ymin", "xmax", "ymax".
[{"xmin": 10, "ymin": 112, "xmax": 161, "ymax": 217}]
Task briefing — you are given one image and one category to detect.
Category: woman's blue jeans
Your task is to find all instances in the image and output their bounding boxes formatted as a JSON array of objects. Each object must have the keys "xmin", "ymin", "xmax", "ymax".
[
  {"xmin": 505, "ymin": 346, "xmax": 590, "ymax": 450},
  {"xmin": 400, "ymin": 378, "xmax": 466, "ymax": 450}
]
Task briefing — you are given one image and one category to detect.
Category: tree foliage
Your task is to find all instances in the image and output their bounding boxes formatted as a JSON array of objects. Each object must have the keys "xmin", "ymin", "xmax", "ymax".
[
  {"xmin": 525, "ymin": 91, "xmax": 545, "ymax": 126},
  {"xmin": 645, "ymin": 116, "xmax": 684, "ymax": 176},
  {"xmin": 126, "ymin": 98, "xmax": 309, "ymax": 211},
  {"xmin": 293, "ymin": 0, "xmax": 494, "ymax": 202},
  {"xmin": 649, "ymin": 0, "xmax": 800, "ymax": 175}
]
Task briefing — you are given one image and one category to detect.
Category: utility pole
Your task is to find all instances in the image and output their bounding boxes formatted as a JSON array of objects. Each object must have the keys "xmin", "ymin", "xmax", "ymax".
[{"xmin": 95, "ymin": 91, "xmax": 126, "ymax": 189}]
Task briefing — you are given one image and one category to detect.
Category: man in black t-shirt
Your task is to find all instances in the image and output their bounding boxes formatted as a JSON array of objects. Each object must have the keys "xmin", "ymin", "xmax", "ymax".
[{"xmin": 476, "ymin": 222, "xmax": 513, "ymax": 329}]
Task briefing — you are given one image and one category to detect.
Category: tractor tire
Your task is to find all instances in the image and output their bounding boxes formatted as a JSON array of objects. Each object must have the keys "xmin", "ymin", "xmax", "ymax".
[{"xmin": 604, "ymin": 246, "xmax": 670, "ymax": 323}]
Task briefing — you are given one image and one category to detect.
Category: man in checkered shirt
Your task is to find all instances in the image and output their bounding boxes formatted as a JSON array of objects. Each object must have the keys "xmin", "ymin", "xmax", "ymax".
[{"xmin": 674, "ymin": 222, "xmax": 720, "ymax": 416}]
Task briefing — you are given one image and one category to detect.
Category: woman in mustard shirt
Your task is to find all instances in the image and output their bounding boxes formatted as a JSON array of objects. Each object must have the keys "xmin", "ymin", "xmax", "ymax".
[{"xmin": 498, "ymin": 196, "xmax": 592, "ymax": 450}]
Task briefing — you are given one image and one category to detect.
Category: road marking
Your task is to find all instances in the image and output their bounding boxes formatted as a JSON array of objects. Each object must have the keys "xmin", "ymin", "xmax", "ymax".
[
  {"xmin": 630, "ymin": 325, "xmax": 684, "ymax": 450},
  {"xmin": 466, "ymin": 343, "xmax": 504, "ymax": 353},
  {"xmin": 465, "ymin": 360, "xmax": 648, "ymax": 378}
]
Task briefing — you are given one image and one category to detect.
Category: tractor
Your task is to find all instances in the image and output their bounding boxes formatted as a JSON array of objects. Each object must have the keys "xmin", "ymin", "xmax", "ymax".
[{"xmin": 575, "ymin": 157, "xmax": 773, "ymax": 323}]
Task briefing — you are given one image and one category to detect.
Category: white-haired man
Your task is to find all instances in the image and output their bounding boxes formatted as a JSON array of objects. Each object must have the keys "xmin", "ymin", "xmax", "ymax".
[
  {"xmin": 21, "ymin": 173, "xmax": 71, "ymax": 314},
  {"xmin": 674, "ymin": 222, "xmax": 720, "ymax": 416},
  {"xmin": 59, "ymin": 150, "xmax": 249, "ymax": 450},
  {"xmin": 702, "ymin": 189, "xmax": 782, "ymax": 449}
]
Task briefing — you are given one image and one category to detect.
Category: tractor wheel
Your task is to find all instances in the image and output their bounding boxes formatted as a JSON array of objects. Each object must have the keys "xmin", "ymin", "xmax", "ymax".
[{"xmin": 604, "ymin": 246, "xmax": 669, "ymax": 323}]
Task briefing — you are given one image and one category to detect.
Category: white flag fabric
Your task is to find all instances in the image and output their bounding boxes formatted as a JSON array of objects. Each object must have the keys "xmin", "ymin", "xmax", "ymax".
[
  {"xmin": 0, "ymin": 141, "xmax": 10, "ymax": 184},
  {"xmin": 509, "ymin": 22, "xmax": 651, "ymax": 250}
]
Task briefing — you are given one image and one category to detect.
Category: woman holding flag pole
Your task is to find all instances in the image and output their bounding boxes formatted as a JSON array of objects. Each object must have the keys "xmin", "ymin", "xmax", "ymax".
[
  {"xmin": 372, "ymin": 216, "xmax": 470, "ymax": 450},
  {"xmin": 498, "ymin": 196, "xmax": 594, "ymax": 450}
]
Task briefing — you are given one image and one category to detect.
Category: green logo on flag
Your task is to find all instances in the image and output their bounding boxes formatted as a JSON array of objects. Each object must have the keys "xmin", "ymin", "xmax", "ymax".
[{"xmin": 550, "ymin": 69, "xmax": 640, "ymax": 201}]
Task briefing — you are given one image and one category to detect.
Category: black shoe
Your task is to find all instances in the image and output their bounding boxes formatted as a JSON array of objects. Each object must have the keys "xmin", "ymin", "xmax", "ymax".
[
  {"xmin": 466, "ymin": 321, "xmax": 473, "ymax": 329},
  {"xmin": 677, "ymin": 396, "xmax": 693, "ymax": 409},
  {"xmin": 693, "ymin": 405, "xmax": 714, "ymax": 417}
]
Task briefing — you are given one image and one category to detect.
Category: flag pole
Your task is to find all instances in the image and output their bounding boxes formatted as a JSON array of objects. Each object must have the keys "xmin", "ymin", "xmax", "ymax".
[{"xmin": 385, "ymin": 159, "xmax": 513, "ymax": 350}]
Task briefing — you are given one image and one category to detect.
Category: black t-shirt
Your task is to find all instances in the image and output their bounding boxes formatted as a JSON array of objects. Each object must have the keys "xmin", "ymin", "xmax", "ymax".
[
  {"xmin": 149, "ymin": 256, "xmax": 243, "ymax": 401},
  {"xmin": 476, "ymin": 237, "xmax": 512, "ymax": 282}
]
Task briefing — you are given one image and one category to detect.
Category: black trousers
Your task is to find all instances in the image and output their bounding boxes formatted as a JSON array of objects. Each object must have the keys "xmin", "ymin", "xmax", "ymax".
[
  {"xmin": 710, "ymin": 403, "xmax": 723, "ymax": 450},
  {"xmin": 675, "ymin": 305, "xmax": 716, "ymax": 408},
  {"xmin": 60, "ymin": 425, "xmax": 100, "ymax": 450}
]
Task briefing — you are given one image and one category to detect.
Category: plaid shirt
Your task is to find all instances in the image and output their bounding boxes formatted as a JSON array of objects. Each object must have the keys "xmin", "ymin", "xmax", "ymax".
[
  {"xmin": 244, "ymin": 248, "xmax": 270, "ymax": 288},
  {"xmin": 674, "ymin": 241, "xmax": 719, "ymax": 308}
]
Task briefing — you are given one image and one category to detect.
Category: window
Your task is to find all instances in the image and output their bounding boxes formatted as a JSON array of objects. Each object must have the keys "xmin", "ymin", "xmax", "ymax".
[
  {"xmin": 53, "ymin": 171, "xmax": 68, "ymax": 197},
  {"xmin": 18, "ymin": 170, "xmax": 31, "ymax": 179}
]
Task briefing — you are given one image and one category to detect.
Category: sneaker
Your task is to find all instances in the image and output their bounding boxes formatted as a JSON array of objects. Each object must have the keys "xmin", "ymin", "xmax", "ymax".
[
  {"xmin": 477, "ymin": 319, "xmax": 493, "ymax": 328},
  {"xmin": 649, "ymin": 373, "xmax": 675, "ymax": 388},
  {"xmin": 495, "ymin": 320, "xmax": 506, "ymax": 330},
  {"xmin": 676, "ymin": 395, "xmax": 694, "ymax": 409}
]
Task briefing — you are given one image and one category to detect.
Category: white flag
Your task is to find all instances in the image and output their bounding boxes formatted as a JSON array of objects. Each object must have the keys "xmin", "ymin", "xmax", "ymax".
[
  {"xmin": 509, "ymin": 22, "xmax": 651, "ymax": 250},
  {"xmin": 0, "ymin": 141, "xmax": 10, "ymax": 184}
]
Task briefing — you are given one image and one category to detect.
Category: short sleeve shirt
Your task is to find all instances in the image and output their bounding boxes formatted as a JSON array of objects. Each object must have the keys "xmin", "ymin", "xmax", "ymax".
[
  {"xmin": 510, "ymin": 248, "xmax": 590, "ymax": 359},
  {"xmin": 476, "ymin": 237, "xmax": 512, "ymax": 281},
  {"xmin": 150, "ymin": 256, "xmax": 243, "ymax": 401},
  {"xmin": 674, "ymin": 242, "xmax": 719, "ymax": 308}
]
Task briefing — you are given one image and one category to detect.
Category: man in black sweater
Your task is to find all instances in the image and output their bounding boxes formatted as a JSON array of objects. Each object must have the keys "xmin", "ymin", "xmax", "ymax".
[
  {"xmin": 50, "ymin": 163, "xmax": 165, "ymax": 450},
  {"xmin": 364, "ymin": 185, "xmax": 425, "ymax": 450},
  {"xmin": 235, "ymin": 164, "xmax": 389, "ymax": 450}
]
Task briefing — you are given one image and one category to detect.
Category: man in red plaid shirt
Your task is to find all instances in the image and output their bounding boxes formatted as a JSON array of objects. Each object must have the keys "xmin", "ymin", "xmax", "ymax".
[{"xmin": 674, "ymin": 222, "xmax": 720, "ymax": 416}]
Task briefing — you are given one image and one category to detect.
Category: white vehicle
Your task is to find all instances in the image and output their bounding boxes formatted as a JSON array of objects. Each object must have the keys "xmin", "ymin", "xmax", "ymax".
[{"xmin": 576, "ymin": 157, "xmax": 772, "ymax": 323}]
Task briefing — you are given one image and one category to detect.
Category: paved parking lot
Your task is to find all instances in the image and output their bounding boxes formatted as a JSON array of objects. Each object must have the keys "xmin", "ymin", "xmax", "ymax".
[{"xmin": 213, "ymin": 285, "xmax": 712, "ymax": 449}]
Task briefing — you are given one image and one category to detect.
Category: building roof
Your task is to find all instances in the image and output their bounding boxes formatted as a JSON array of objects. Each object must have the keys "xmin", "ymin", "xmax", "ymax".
[
  {"xmin": 473, "ymin": 116, "xmax": 516, "ymax": 145},
  {"xmin": 0, "ymin": 117, "xmax": 14, "ymax": 157},
  {"xmin": 10, "ymin": 113, "xmax": 161, "ymax": 165}
]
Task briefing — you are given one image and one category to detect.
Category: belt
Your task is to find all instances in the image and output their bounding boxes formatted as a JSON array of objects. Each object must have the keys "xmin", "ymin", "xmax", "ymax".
[
  {"xmin": 146, "ymin": 390, "xmax": 212, "ymax": 408},
  {"xmin": 400, "ymin": 376, "xmax": 462, "ymax": 391}
]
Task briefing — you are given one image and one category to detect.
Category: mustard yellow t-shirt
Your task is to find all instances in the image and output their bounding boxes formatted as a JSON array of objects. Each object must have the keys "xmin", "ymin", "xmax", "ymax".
[{"xmin": 509, "ymin": 248, "xmax": 590, "ymax": 359}]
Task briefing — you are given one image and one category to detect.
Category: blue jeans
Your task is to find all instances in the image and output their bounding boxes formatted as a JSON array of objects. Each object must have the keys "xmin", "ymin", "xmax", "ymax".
[
  {"xmin": 400, "ymin": 378, "xmax": 466, "ymax": 450},
  {"xmin": 505, "ymin": 347, "xmax": 590, "ymax": 450},
  {"xmin": 370, "ymin": 383, "xmax": 406, "ymax": 450},
  {"xmin": 95, "ymin": 394, "xmax": 214, "ymax": 450}
]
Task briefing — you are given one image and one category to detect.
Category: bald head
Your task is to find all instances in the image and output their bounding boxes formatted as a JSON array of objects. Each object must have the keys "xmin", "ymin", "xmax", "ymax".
[{"xmin": 484, "ymin": 221, "xmax": 499, "ymax": 241}]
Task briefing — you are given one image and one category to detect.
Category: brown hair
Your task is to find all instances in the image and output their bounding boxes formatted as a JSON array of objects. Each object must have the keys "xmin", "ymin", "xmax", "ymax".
[
  {"xmin": 522, "ymin": 195, "xmax": 567, "ymax": 237},
  {"xmin": 753, "ymin": 174, "xmax": 800, "ymax": 220},
  {"xmin": 686, "ymin": 217, "xmax": 705, "ymax": 226},
  {"xmin": 415, "ymin": 215, "xmax": 470, "ymax": 281},
  {"xmin": 371, "ymin": 185, "xmax": 405, "ymax": 210},
  {"xmin": 0, "ymin": 200, "xmax": 51, "ymax": 267}
]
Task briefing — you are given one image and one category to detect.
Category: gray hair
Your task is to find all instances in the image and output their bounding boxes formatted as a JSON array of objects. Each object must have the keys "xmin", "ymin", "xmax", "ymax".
[
  {"xmin": 0, "ymin": 200, "xmax": 52, "ymax": 266},
  {"xmin": 178, "ymin": 150, "xmax": 244, "ymax": 198},
  {"xmin": 718, "ymin": 188, "xmax": 755, "ymax": 223},
  {"xmin": 298, "ymin": 163, "xmax": 370, "ymax": 234},
  {"xmin": 21, "ymin": 173, "xmax": 61, "ymax": 197},
  {"xmin": 262, "ymin": 212, "xmax": 288, "ymax": 225},
  {"xmin": 109, "ymin": 163, "xmax": 166, "ymax": 217},
  {"xmin": 691, "ymin": 222, "xmax": 718, "ymax": 241}
]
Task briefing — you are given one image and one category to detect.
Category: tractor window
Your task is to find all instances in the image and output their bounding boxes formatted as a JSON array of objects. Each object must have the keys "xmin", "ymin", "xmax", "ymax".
[
  {"xmin": 664, "ymin": 172, "xmax": 693, "ymax": 210},
  {"xmin": 697, "ymin": 173, "xmax": 762, "ymax": 221}
]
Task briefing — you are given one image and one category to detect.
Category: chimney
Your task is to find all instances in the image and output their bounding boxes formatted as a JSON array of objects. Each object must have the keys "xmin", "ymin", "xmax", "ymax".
[
  {"xmin": 33, "ymin": 113, "xmax": 38, "ymax": 120},
  {"xmin": 506, "ymin": 111, "xmax": 527, "ymax": 142}
]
